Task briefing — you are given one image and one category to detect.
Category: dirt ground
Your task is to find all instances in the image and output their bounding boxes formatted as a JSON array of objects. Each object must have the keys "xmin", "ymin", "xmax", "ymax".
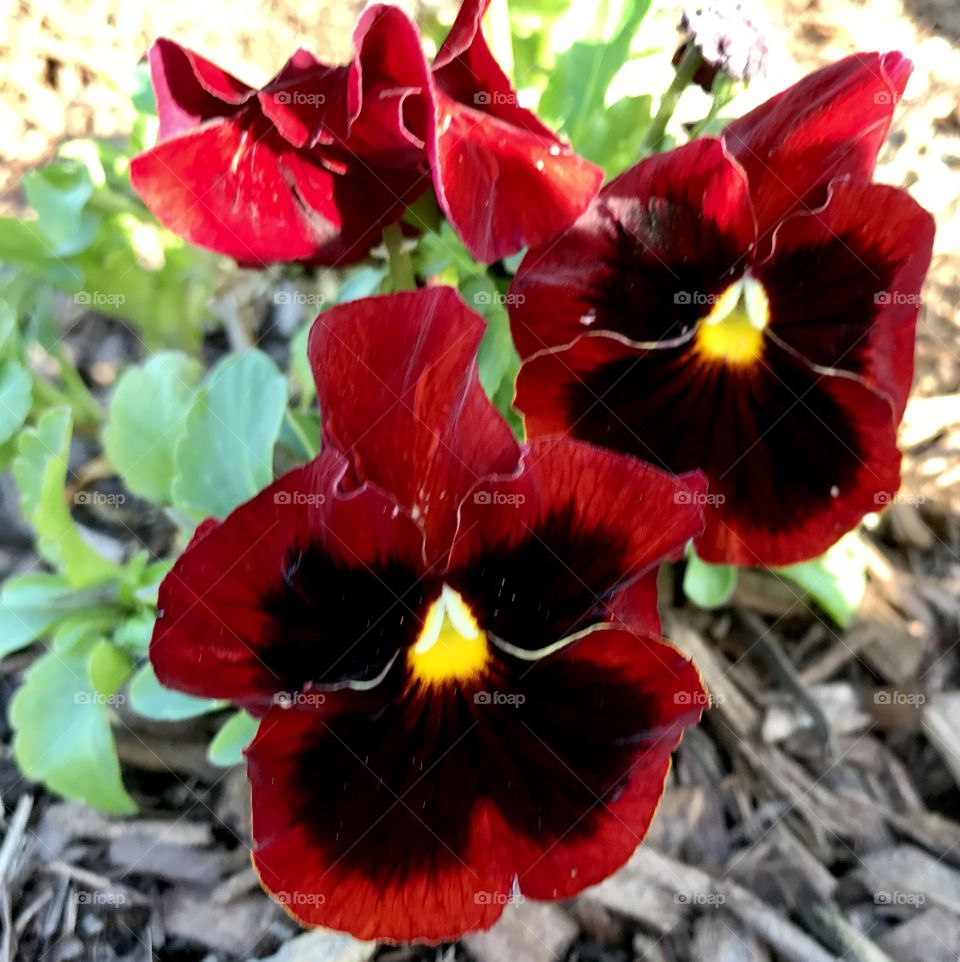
[{"xmin": 2, "ymin": 1, "xmax": 960, "ymax": 961}]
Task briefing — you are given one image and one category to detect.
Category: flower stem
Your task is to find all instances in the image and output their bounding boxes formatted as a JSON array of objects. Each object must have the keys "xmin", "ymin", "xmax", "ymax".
[
  {"xmin": 383, "ymin": 223, "xmax": 416, "ymax": 292},
  {"xmin": 690, "ymin": 74, "xmax": 738, "ymax": 139},
  {"xmin": 642, "ymin": 44, "xmax": 703, "ymax": 154}
]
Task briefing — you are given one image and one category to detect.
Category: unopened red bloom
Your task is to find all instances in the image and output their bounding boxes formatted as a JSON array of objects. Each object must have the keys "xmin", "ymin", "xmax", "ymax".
[
  {"xmin": 511, "ymin": 52, "xmax": 934, "ymax": 567},
  {"xmin": 150, "ymin": 287, "xmax": 706, "ymax": 942},
  {"xmin": 131, "ymin": 5, "xmax": 432, "ymax": 266},
  {"xmin": 132, "ymin": 0, "xmax": 601, "ymax": 267}
]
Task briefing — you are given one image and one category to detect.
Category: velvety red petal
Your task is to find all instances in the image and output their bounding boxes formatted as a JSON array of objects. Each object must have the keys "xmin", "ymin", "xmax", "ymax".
[
  {"xmin": 509, "ymin": 138, "xmax": 755, "ymax": 359},
  {"xmin": 760, "ymin": 180, "xmax": 934, "ymax": 420},
  {"xmin": 430, "ymin": 91, "xmax": 603, "ymax": 264},
  {"xmin": 149, "ymin": 38, "xmax": 253, "ymax": 140},
  {"xmin": 130, "ymin": 117, "xmax": 329, "ymax": 265},
  {"xmin": 446, "ymin": 437, "xmax": 704, "ymax": 646},
  {"xmin": 350, "ymin": 4, "xmax": 433, "ymax": 154},
  {"xmin": 517, "ymin": 334, "xmax": 901, "ymax": 566},
  {"xmin": 308, "ymin": 287, "xmax": 521, "ymax": 560},
  {"xmin": 150, "ymin": 452, "xmax": 429, "ymax": 709},
  {"xmin": 724, "ymin": 51, "xmax": 911, "ymax": 238},
  {"xmin": 278, "ymin": 149, "xmax": 429, "ymax": 266},
  {"xmin": 429, "ymin": 0, "xmax": 601, "ymax": 262},
  {"xmin": 258, "ymin": 48, "xmax": 355, "ymax": 148},
  {"xmin": 248, "ymin": 625, "xmax": 704, "ymax": 943},
  {"xmin": 433, "ymin": 0, "xmax": 556, "ymax": 141}
]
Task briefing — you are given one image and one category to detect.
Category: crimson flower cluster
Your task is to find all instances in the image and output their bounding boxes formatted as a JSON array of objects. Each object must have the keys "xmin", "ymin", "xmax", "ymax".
[
  {"xmin": 144, "ymin": 0, "xmax": 934, "ymax": 944},
  {"xmin": 130, "ymin": 0, "xmax": 601, "ymax": 266}
]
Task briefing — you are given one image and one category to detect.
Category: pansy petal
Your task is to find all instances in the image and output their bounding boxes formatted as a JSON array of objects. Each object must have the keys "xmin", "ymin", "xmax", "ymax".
[
  {"xmin": 724, "ymin": 51, "xmax": 911, "ymax": 238},
  {"xmin": 149, "ymin": 38, "xmax": 254, "ymax": 140},
  {"xmin": 278, "ymin": 149, "xmax": 428, "ymax": 266},
  {"xmin": 248, "ymin": 626, "xmax": 703, "ymax": 943},
  {"xmin": 761, "ymin": 180, "xmax": 934, "ymax": 420},
  {"xmin": 447, "ymin": 437, "xmax": 704, "ymax": 647},
  {"xmin": 308, "ymin": 288, "xmax": 521, "ymax": 558},
  {"xmin": 518, "ymin": 334, "xmax": 900, "ymax": 566},
  {"xmin": 259, "ymin": 49, "xmax": 355, "ymax": 148},
  {"xmin": 131, "ymin": 118, "xmax": 328, "ymax": 265},
  {"xmin": 509, "ymin": 138, "xmax": 755, "ymax": 359},
  {"xmin": 150, "ymin": 451, "xmax": 430, "ymax": 709},
  {"xmin": 349, "ymin": 4, "xmax": 433, "ymax": 156},
  {"xmin": 431, "ymin": 94, "xmax": 603, "ymax": 264},
  {"xmin": 430, "ymin": 0, "xmax": 602, "ymax": 262}
]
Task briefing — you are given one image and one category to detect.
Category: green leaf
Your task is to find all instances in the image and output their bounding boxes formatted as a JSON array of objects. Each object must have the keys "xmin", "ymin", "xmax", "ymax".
[
  {"xmin": 13, "ymin": 408, "xmax": 122, "ymax": 587},
  {"xmin": 112, "ymin": 609, "xmax": 156, "ymax": 654},
  {"xmin": 50, "ymin": 611, "xmax": 118, "ymax": 653},
  {"xmin": 0, "ymin": 299, "xmax": 16, "ymax": 356},
  {"xmin": 774, "ymin": 532, "xmax": 868, "ymax": 628},
  {"xmin": 172, "ymin": 351, "xmax": 287, "ymax": 519},
  {"xmin": 683, "ymin": 553, "xmax": 738, "ymax": 608},
  {"xmin": 208, "ymin": 711, "xmax": 258, "ymax": 767},
  {"xmin": 0, "ymin": 573, "xmax": 113, "ymax": 658},
  {"xmin": 0, "ymin": 360, "xmax": 31, "ymax": 444},
  {"xmin": 0, "ymin": 218, "xmax": 82, "ymax": 285},
  {"xmin": 129, "ymin": 662, "xmax": 225, "ymax": 721},
  {"xmin": 22, "ymin": 159, "xmax": 99, "ymax": 256},
  {"xmin": 577, "ymin": 94, "xmax": 653, "ymax": 174},
  {"xmin": 102, "ymin": 351, "xmax": 203, "ymax": 503},
  {"xmin": 0, "ymin": 604, "xmax": 59, "ymax": 659},
  {"xmin": 337, "ymin": 265, "xmax": 388, "ymax": 303},
  {"xmin": 88, "ymin": 640, "xmax": 133, "ymax": 696},
  {"xmin": 538, "ymin": 0, "xmax": 652, "ymax": 151},
  {"xmin": 11, "ymin": 643, "xmax": 136, "ymax": 814}
]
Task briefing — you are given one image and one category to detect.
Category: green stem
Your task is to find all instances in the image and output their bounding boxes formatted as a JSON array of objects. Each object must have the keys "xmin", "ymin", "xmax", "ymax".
[
  {"xmin": 56, "ymin": 353, "xmax": 105, "ymax": 427},
  {"xmin": 32, "ymin": 372, "xmax": 102, "ymax": 433},
  {"xmin": 641, "ymin": 44, "xmax": 703, "ymax": 154},
  {"xmin": 690, "ymin": 74, "xmax": 738, "ymax": 139},
  {"xmin": 383, "ymin": 223, "xmax": 416, "ymax": 292}
]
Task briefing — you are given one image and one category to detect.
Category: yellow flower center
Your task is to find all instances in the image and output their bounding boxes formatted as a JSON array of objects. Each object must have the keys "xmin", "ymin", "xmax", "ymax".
[
  {"xmin": 694, "ymin": 275, "xmax": 770, "ymax": 367},
  {"xmin": 408, "ymin": 585, "xmax": 489, "ymax": 687}
]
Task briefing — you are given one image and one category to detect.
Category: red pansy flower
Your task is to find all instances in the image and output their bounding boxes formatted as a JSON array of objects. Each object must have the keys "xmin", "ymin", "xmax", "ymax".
[
  {"xmin": 428, "ymin": 0, "xmax": 604, "ymax": 262},
  {"xmin": 131, "ymin": 5, "xmax": 433, "ymax": 266},
  {"xmin": 510, "ymin": 52, "xmax": 934, "ymax": 567},
  {"xmin": 150, "ymin": 287, "xmax": 706, "ymax": 942}
]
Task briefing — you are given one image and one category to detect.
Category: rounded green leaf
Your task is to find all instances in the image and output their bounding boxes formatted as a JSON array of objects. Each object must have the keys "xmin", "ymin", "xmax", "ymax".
[
  {"xmin": 0, "ymin": 360, "xmax": 31, "ymax": 444},
  {"xmin": 11, "ymin": 645, "xmax": 136, "ymax": 814},
  {"xmin": 128, "ymin": 662, "xmax": 224, "ymax": 721},
  {"xmin": 88, "ymin": 640, "xmax": 133, "ymax": 697},
  {"xmin": 683, "ymin": 553, "xmax": 738, "ymax": 609},
  {"xmin": 103, "ymin": 351, "xmax": 203, "ymax": 503},
  {"xmin": 774, "ymin": 532, "xmax": 867, "ymax": 628},
  {"xmin": 207, "ymin": 711, "xmax": 258, "ymax": 767},
  {"xmin": 172, "ymin": 351, "xmax": 287, "ymax": 519}
]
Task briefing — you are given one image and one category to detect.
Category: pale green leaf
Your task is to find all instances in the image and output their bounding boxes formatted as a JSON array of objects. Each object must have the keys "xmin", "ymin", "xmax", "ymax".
[
  {"xmin": 207, "ymin": 711, "xmax": 258, "ymax": 767},
  {"xmin": 774, "ymin": 532, "xmax": 868, "ymax": 628},
  {"xmin": 102, "ymin": 351, "xmax": 203, "ymax": 503},
  {"xmin": 683, "ymin": 554, "xmax": 738, "ymax": 609},
  {"xmin": 172, "ymin": 351, "xmax": 287, "ymax": 519},
  {"xmin": 0, "ymin": 360, "xmax": 31, "ymax": 443},
  {"xmin": 12, "ymin": 408, "xmax": 122, "ymax": 586},
  {"xmin": 129, "ymin": 662, "xmax": 225, "ymax": 721},
  {"xmin": 11, "ymin": 644, "xmax": 136, "ymax": 814}
]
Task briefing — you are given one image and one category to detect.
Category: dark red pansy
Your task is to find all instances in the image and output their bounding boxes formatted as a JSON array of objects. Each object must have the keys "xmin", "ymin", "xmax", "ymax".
[
  {"xmin": 428, "ymin": 0, "xmax": 604, "ymax": 262},
  {"xmin": 130, "ymin": 5, "xmax": 432, "ymax": 266},
  {"xmin": 510, "ymin": 56, "xmax": 934, "ymax": 568},
  {"xmin": 151, "ymin": 287, "xmax": 707, "ymax": 942}
]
